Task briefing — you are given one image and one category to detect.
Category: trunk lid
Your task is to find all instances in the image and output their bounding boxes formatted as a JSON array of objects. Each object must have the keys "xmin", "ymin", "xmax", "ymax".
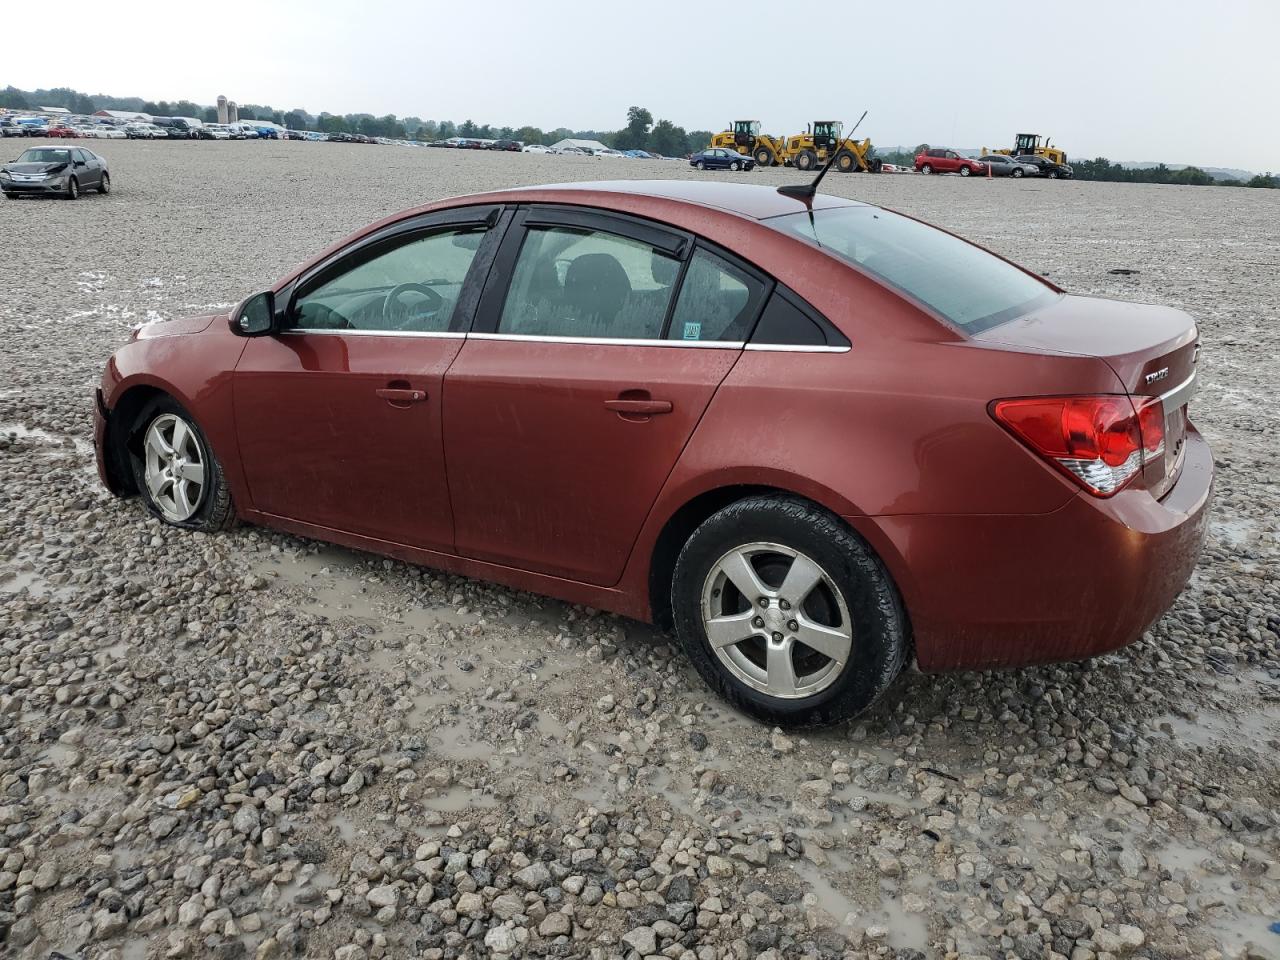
[{"xmin": 977, "ymin": 293, "xmax": 1200, "ymax": 498}]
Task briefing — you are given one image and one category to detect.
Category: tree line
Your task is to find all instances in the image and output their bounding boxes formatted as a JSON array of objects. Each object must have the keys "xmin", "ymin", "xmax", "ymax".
[{"xmin": 2, "ymin": 85, "xmax": 1273, "ymax": 182}]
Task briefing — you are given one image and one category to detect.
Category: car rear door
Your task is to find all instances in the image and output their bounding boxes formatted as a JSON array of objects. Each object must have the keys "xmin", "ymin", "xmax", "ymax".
[
  {"xmin": 232, "ymin": 205, "xmax": 506, "ymax": 551},
  {"xmin": 442, "ymin": 206, "xmax": 768, "ymax": 586}
]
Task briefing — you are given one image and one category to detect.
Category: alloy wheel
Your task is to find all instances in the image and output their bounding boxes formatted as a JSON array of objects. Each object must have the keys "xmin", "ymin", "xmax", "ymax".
[
  {"xmin": 700, "ymin": 542, "xmax": 853, "ymax": 699},
  {"xmin": 143, "ymin": 413, "xmax": 206, "ymax": 522}
]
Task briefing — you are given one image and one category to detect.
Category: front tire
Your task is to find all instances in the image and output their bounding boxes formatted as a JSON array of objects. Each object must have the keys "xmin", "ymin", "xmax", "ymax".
[
  {"xmin": 754, "ymin": 148, "xmax": 772, "ymax": 166},
  {"xmin": 98, "ymin": 172, "xmax": 110, "ymax": 194},
  {"xmin": 730, "ymin": 160, "xmax": 741, "ymax": 171},
  {"xmin": 921, "ymin": 163, "xmax": 933, "ymax": 175},
  {"xmin": 1048, "ymin": 170, "xmax": 1059, "ymax": 179},
  {"xmin": 959, "ymin": 165, "xmax": 971, "ymax": 177},
  {"xmin": 694, "ymin": 160, "xmax": 704, "ymax": 170},
  {"xmin": 1012, "ymin": 167, "xmax": 1024, "ymax": 178},
  {"xmin": 66, "ymin": 177, "xmax": 79, "ymax": 199},
  {"xmin": 128, "ymin": 397, "xmax": 234, "ymax": 532},
  {"xmin": 672, "ymin": 495, "xmax": 907, "ymax": 727},
  {"xmin": 835, "ymin": 151, "xmax": 855, "ymax": 173}
]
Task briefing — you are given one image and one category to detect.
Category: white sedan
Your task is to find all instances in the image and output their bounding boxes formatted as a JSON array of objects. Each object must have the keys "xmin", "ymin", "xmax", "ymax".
[{"xmin": 95, "ymin": 126, "xmax": 127, "ymax": 140}]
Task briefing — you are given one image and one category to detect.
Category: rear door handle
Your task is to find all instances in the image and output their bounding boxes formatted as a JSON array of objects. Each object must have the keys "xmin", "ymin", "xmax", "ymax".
[
  {"xmin": 375, "ymin": 388, "xmax": 427, "ymax": 403},
  {"xmin": 604, "ymin": 399, "xmax": 672, "ymax": 415}
]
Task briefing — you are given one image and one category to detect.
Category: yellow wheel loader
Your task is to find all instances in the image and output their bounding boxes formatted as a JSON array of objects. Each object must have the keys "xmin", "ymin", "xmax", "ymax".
[
  {"xmin": 982, "ymin": 133, "xmax": 1068, "ymax": 165},
  {"xmin": 710, "ymin": 121, "xmax": 786, "ymax": 167},
  {"xmin": 782, "ymin": 120, "xmax": 881, "ymax": 173}
]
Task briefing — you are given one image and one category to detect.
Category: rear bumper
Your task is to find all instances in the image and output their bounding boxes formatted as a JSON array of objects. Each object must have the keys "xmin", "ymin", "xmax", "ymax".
[{"xmin": 851, "ymin": 425, "xmax": 1214, "ymax": 671}]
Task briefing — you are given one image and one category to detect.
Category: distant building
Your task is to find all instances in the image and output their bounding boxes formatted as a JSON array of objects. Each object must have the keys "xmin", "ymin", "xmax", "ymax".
[
  {"xmin": 228, "ymin": 101, "xmax": 239, "ymax": 123},
  {"xmin": 549, "ymin": 138, "xmax": 610, "ymax": 153},
  {"xmin": 38, "ymin": 106, "xmax": 71, "ymax": 115},
  {"xmin": 217, "ymin": 95, "xmax": 229, "ymax": 125},
  {"xmin": 95, "ymin": 109, "xmax": 150, "ymax": 122}
]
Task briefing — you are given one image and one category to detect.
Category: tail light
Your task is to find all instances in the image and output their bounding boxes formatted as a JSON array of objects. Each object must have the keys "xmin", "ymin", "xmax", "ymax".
[{"xmin": 991, "ymin": 395, "xmax": 1165, "ymax": 497}]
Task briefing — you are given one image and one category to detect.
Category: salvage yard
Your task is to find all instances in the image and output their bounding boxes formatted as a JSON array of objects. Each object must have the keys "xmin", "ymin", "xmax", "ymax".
[{"xmin": 1, "ymin": 141, "xmax": 1278, "ymax": 959}]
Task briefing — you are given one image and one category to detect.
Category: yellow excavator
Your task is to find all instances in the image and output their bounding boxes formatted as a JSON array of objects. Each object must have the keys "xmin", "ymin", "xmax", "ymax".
[
  {"xmin": 710, "ymin": 121, "xmax": 788, "ymax": 167},
  {"xmin": 982, "ymin": 133, "xmax": 1068, "ymax": 165}
]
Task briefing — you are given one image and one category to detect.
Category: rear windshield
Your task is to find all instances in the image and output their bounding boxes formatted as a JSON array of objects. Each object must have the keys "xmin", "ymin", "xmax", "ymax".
[{"xmin": 767, "ymin": 206, "xmax": 1056, "ymax": 333}]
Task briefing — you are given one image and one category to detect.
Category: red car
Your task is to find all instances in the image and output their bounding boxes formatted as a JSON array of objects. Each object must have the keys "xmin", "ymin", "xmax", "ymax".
[
  {"xmin": 92, "ymin": 180, "xmax": 1212, "ymax": 725},
  {"xmin": 915, "ymin": 147, "xmax": 987, "ymax": 176},
  {"xmin": 44, "ymin": 125, "xmax": 78, "ymax": 138}
]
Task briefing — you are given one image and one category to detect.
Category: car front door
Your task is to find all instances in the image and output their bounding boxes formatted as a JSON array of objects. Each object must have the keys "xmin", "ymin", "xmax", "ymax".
[
  {"xmin": 73, "ymin": 149, "xmax": 99, "ymax": 186},
  {"xmin": 442, "ymin": 207, "xmax": 768, "ymax": 586},
  {"xmin": 233, "ymin": 205, "xmax": 505, "ymax": 551}
]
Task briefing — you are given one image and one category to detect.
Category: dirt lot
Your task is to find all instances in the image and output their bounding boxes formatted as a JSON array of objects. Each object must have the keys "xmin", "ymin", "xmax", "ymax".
[{"xmin": 1, "ymin": 141, "xmax": 1278, "ymax": 960}]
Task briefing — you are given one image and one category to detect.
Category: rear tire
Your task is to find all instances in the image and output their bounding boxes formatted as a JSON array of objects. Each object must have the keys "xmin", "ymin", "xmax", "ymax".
[
  {"xmin": 672, "ymin": 495, "xmax": 907, "ymax": 727},
  {"xmin": 795, "ymin": 149, "xmax": 818, "ymax": 172},
  {"xmin": 1048, "ymin": 170, "xmax": 1059, "ymax": 179},
  {"xmin": 127, "ymin": 396, "xmax": 235, "ymax": 533},
  {"xmin": 66, "ymin": 177, "xmax": 79, "ymax": 199}
]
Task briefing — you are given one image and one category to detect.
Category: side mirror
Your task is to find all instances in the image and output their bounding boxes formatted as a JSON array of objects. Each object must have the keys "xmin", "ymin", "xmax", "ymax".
[{"xmin": 233, "ymin": 291, "xmax": 276, "ymax": 336}]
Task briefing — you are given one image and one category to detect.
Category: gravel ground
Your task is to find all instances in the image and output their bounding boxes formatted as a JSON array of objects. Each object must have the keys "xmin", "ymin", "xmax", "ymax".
[{"xmin": 1, "ymin": 141, "xmax": 1278, "ymax": 960}]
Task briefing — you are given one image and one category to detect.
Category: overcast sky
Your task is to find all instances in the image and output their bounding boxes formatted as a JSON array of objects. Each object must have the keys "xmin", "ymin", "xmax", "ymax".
[{"xmin": 7, "ymin": 0, "xmax": 1278, "ymax": 171}]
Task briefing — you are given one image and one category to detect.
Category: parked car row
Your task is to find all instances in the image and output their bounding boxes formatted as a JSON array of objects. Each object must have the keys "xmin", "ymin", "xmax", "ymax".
[{"xmin": 914, "ymin": 147, "xmax": 1074, "ymax": 178}]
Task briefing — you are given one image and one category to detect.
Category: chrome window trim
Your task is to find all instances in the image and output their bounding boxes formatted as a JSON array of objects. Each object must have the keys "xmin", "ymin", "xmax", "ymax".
[
  {"xmin": 744, "ymin": 343, "xmax": 851, "ymax": 354},
  {"xmin": 1158, "ymin": 370, "xmax": 1197, "ymax": 410},
  {"xmin": 281, "ymin": 328, "xmax": 466, "ymax": 339},
  {"xmin": 468, "ymin": 332, "xmax": 744, "ymax": 349},
  {"xmin": 275, "ymin": 329, "xmax": 850, "ymax": 352}
]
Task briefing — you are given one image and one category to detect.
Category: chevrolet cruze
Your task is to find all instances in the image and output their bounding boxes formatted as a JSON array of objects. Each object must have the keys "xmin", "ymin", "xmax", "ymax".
[{"xmin": 93, "ymin": 180, "xmax": 1212, "ymax": 725}]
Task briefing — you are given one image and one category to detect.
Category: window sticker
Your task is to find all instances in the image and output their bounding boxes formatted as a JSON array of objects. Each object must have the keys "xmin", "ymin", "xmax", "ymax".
[{"xmin": 682, "ymin": 321, "xmax": 702, "ymax": 341}]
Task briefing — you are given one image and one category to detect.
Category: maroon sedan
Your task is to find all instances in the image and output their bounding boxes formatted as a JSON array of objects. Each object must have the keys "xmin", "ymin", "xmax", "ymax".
[{"xmin": 93, "ymin": 181, "xmax": 1212, "ymax": 725}]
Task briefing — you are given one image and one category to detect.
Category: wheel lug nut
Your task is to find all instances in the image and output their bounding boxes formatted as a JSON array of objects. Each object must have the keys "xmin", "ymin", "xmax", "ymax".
[
  {"xmin": 788, "ymin": 620, "xmax": 798, "ymax": 632},
  {"xmin": 779, "ymin": 599, "xmax": 791, "ymax": 611},
  {"xmin": 758, "ymin": 597, "xmax": 769, "ymax": 608},
  {"xmin": 772, "ymin": 632, "xmax": 783, "ymax": 642},
  {"xmin": 752, "ymin": 616, "xmax": 764, "ymax": 628}
]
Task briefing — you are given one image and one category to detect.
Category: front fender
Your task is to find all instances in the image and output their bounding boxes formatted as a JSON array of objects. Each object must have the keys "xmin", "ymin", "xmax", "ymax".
[{"xmin": 100, "ymin": 324, "xmax": 251, "ymax": 513}]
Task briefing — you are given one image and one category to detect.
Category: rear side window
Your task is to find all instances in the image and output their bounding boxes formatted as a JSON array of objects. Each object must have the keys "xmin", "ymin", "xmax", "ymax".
[
  {"xmin": 749, "ymin": 291, "xmax": 846, "ymax": 347},
  {"xmin": 766, "ymin": 206, "xmax": 1056, "ymax": 333},
  {"xmin": 665, "ymin": 250, "xmax": 766, "ymax": 343},
  {"xmin": 500, "ymin": 226, "xmax": 679, "ymax": 339}
]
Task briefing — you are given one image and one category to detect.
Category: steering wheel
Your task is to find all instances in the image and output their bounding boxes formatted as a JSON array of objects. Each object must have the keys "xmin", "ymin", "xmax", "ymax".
[{"xmin": 382, "ymin": 282, "xmax": 445, "ymax": 329}]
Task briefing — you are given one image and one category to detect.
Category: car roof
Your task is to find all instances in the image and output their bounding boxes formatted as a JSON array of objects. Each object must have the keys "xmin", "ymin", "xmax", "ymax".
[{"xmin": 496, "ymin": 180, "xmax": 863, "ymax": 221}]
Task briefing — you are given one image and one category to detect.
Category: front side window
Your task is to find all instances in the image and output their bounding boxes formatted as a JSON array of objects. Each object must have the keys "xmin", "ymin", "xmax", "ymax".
[
  {"xmin": 767, "ymin": 206, "xmax": 1056, "ymax": 333},
  {"xmin": 666, "ymin": 250, "xmax": 766, "ymax": 343},
  {"xmin": 499, "ymin": 226, "xmax": 679, "ymax": 339},
  {"xmin": 292, "ymin": 228, "xmax": 486, "ymax": 332}
]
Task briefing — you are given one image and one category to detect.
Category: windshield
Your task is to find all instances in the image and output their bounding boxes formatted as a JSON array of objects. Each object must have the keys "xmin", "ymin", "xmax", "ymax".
[
  {"xmin": 18, "ymin": 149, "xmax": 72, "ymax": 164},
  {"xmin": 766, "ymin": 206, "xmax": 1057, "ymax": 333}
]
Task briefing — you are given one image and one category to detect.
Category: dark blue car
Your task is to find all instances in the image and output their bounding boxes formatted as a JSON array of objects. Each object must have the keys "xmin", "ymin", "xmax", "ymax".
[{"xmin": 689, "ymin": 148, "xmax": 755, "ymax": 171}]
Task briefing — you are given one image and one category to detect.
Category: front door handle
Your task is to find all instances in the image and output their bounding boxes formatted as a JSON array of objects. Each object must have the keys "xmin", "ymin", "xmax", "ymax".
[
  {"xmin": 375, "ymin": 387, "xmax": 427, "ymax": 405},
  {"xmin": 604, "ymin": 398, "xmax": 673, "ymax": 416}
]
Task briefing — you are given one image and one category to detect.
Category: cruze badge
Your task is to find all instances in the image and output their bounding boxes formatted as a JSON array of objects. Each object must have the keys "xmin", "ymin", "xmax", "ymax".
[{"xmin": 1144, "ymin": 367, "xmax": 1169, "ymax": 385}]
